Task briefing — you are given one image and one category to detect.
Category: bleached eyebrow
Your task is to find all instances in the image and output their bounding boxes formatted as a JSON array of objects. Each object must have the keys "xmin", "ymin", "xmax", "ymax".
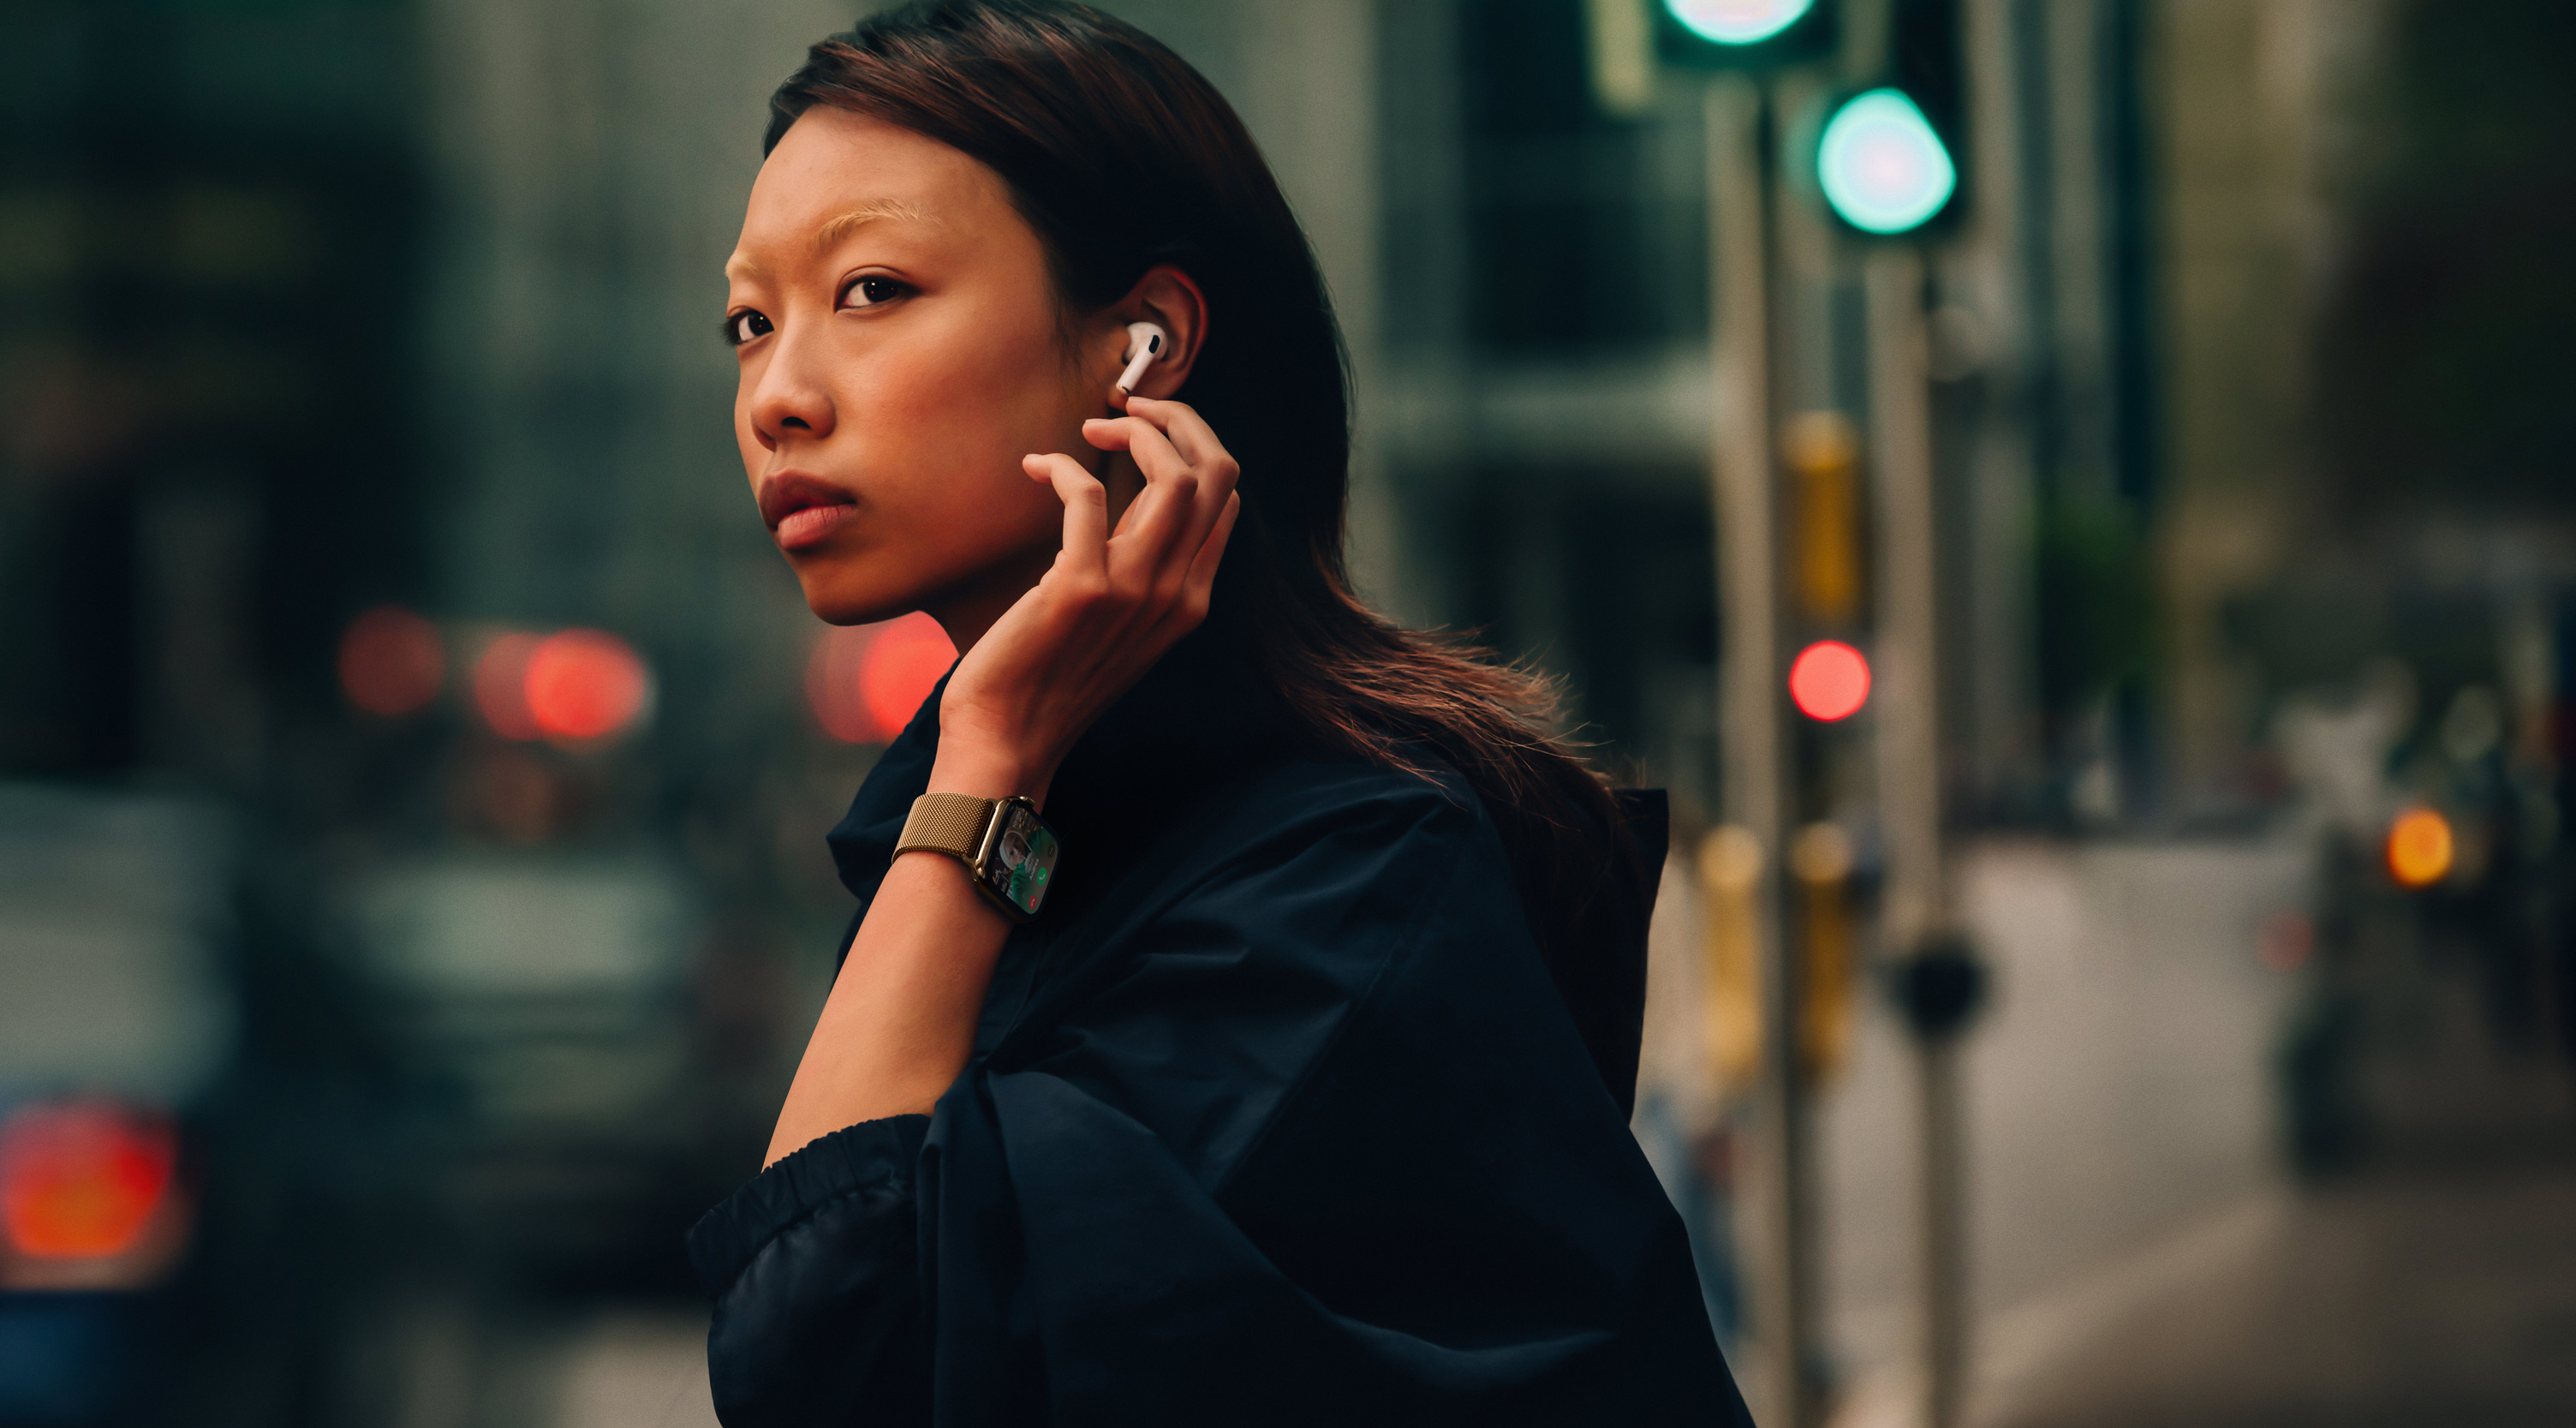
[{"xmin": 815, "ymin": 200, "xmax": 938, "ymax": 252}]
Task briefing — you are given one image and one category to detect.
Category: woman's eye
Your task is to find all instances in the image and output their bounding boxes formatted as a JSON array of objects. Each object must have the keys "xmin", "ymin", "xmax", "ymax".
[
  {"xmin": 724, "ymin": 310, "xmax": 772, "ymax": 347},
  {"xmin": 839, "ymin": 275, "xmax": 910, "ymax": 310}
]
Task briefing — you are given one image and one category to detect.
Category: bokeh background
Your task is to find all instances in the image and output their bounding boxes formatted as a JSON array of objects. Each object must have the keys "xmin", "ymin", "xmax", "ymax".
[{"xmin": 3, "ymin": 1, "xmax": 2572, "ymax": 1425}]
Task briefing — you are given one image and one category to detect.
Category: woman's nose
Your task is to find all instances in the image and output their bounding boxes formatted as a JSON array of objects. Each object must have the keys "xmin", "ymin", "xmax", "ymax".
[{"xmin": 748, "ymin": 335, "xmax": 836, "ymax": 451}]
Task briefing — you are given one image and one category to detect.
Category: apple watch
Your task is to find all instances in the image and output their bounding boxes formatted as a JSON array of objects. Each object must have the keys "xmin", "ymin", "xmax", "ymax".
[{"xmin": 893, "ymin": 792, "xmax": 1060, "ymax": 922}]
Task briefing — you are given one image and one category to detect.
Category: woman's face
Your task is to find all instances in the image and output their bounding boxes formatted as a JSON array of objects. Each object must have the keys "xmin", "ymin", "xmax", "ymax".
[{"xmin": 724, "ymin": 108, "xmax": 1109, "ymax": 631}]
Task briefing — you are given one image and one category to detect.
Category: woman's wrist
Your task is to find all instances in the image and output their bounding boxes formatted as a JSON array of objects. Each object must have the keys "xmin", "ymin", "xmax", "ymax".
[{"xmin": 926, "ymin": 737, "xmax": 1055, "ymax": 809}]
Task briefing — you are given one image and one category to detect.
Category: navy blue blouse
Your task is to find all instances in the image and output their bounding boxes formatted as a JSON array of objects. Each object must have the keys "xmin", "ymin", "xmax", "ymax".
[{"xmin": 686, "ymin": 644, "xmax": 1751, "ymax": 1426}]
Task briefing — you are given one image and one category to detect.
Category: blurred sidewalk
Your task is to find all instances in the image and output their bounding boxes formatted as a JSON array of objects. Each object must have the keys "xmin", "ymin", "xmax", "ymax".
[
  {"xmin": 541, "ymin": 1311, "xmax": 719, "ymax": 1428},
  {"xmin": 1971, "ymin": 1149, "xmax": 2576, "ymax": 1428},
  {"xmin": 1830, "ymin": 929, "xmax": 2576, "ymax": 1428}
]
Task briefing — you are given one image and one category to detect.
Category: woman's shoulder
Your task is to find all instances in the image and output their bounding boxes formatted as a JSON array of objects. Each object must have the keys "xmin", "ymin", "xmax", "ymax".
[
  {"xmin": 1246, "ymin": 740, "xmax": 1482, "ymax": 816},
  {"xmin": 1173, "ymin": 742, "xmax": 1501, "ymax": 883},
  {"xmin": 1025, "ymin": 741, "xmax": 1512, "ymax": 994}
]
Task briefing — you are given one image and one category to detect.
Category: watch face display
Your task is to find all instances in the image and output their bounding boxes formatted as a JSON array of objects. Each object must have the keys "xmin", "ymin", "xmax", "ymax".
[{"xmin": 983, "ymin": 804, "xmax": 1058, "ymax": 917}]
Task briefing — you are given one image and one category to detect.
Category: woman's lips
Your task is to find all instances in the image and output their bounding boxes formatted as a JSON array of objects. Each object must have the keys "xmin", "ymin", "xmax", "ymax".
[
  {"xmin": 759, "ymin": 471, "xmax": 860, "ymax": 551},
  {"xmin": 774, "ymin": 502, "xmax": 857, "ymax": 550}
]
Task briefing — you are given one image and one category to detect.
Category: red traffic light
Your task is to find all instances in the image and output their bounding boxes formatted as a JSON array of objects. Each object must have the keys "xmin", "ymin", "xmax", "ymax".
[{"xmin": 1790, "ymin": 640, "xmax": 1871, "ymax": 721}]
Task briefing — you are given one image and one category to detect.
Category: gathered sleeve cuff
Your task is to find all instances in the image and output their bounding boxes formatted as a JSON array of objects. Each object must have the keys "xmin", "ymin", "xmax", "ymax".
[
  {"xmin": 686, "ymin": 1114, "xmax": 931, "ymax": 1292},
  {"xmin": 686, "ymin": 1114, "xmax": 935, "ymax": 1428}
]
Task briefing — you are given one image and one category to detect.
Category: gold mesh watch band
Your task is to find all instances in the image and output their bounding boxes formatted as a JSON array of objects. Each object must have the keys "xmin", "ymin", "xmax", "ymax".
[{"xmin": 894, "ymin": 792, "xmax": 999, "ymax": 864}]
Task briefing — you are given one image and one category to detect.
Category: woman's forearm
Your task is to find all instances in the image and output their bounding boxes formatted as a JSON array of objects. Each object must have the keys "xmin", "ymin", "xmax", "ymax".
[{"xmin": 762, "ymin": 750, "xmax": 1041, "ymax": 1166}]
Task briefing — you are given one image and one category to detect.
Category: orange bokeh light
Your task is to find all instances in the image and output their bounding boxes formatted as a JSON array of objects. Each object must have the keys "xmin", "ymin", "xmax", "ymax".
[
  {"xmin": 2387, "ymin": 807, "xmax": 2454, "ymax": 888},
  {"xmin": 524, "ymin": 629, "xmax": 652, "ymax": 742},
  {"xmin": 473, "ymin": 632, "xmax": 543, "ymax": 740},
  {"xmin": 1, "ymin": 1102, "xmax": 175, "ymax": 1261},
  {"xmin": 1790, "ymin": 640, "xmax": 1872, "ymax": 721},
  {"xmin": 339, "ymin": 606, "xmax": 444, "ymax": 716},
  {"xmin": 807, "ymin": 612, "xmax": 957, "ymax": 744}
]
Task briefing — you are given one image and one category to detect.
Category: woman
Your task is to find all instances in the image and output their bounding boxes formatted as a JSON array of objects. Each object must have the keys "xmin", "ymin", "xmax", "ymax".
[{"xmin": 688, "ymin": 3, "xmax": 1750, "ymax": 1423}]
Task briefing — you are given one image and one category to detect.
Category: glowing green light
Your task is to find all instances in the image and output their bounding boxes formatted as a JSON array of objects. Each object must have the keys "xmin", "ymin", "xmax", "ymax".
[
  {"xmin": 1662, "ymin": 0, "xmax": 1816, "ymax": 45},
  {"xmin": 1817, "ymin": 88, "xmax": 1957, "ymax": 235}
]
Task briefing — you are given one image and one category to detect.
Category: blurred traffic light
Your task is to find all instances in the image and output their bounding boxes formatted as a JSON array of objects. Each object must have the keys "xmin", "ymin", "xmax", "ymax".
[
  {"xmin": 1790, "ymin": 822, "xmax": 1857, "ymax": 1078},
  {"xmin": 1816, "ymin": 87, "xmax": 1956, "ymax": 233},
  {"xmin": 1812, "ymin": 0, "xmax": 1965, "ymax": 236},
  {"xmin": 1653, "ymin": 0, "xmax": 1836, "ymax": 69},
  {"xmin": 1791, "ymin": 640, "xmax": 1872, "ymax": 720},
  {"xmin": 1696, "ymin": 826, "xmax": 1766, "ymax": 1094},
  {"xmin": 1786, "ymin": 411, "xmax": 1864, "ymax": 623}
]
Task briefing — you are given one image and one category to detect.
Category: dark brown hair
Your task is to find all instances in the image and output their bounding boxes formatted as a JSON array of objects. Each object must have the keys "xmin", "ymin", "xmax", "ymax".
[{"xmin": 768, "ymin": 1, "xmax": 1644, "ymax": 1008}]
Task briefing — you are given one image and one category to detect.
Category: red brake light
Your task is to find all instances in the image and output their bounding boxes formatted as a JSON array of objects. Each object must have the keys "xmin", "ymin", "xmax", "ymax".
[
  {"xmin": 524, "ymin": 629, "xmax": 652, "ymax": 742},
  {"xmin": 0, "ymin": 1102, "xmax": 177, "ymax": 1261},
  {"xmin": 807, "ymin": 613, "xmax": 957, "ymax": 744}
]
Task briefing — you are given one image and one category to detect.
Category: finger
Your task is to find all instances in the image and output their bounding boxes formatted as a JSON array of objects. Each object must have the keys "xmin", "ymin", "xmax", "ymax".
[
  {"xmin": 1023, "ymin": 452, "xmax": 1107, "ymax": 580},
  {"xmin": 1120, "ymin": 396, "xmax": 1233, "ymax": 476},
  {"xmin": 1151, "ymin": 490, "xmax": 1238, "ymax": 642},
  {"xmin": 1183, "ymin": 490, "xmax": 1239, "ymax": 600},
  {"xmin": 1081, "ymin": 414, "xmax": 1194, "ymax": 487},
  {"xmin": 1082, "ymin": 415, "xmax": 1200, "ymax": 553},
  {"xmin": 1105, "ymin": 457, "xmax": 1196, "ymax": 594},
  {"xmin": 1110, "ymin": 401, "xmax": 1237, "ymax": 554},
  {"xmin": 1085, "ymin": 412, "xmax": 1223, "ymax": 553}
]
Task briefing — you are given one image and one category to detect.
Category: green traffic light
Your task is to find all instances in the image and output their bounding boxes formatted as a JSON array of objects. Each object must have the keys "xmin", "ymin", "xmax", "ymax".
[
  {"xmin": 1661, "ymin": 0, "xmax": 1816, "ymax": 45},
  {"xmin": 1816, "ymin": 88, "xmax": 1957, "ymax": 235}
]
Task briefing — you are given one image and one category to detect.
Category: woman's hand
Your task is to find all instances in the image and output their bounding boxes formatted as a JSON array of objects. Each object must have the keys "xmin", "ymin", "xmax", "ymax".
[{"xmin": 931, "ymin": 393, "xmax": 1242, "ymax": 806}]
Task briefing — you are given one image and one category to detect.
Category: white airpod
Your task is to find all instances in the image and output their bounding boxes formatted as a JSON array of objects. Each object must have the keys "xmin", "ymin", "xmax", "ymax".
[{"xmin": 1115, "ymin": 321, "xmax": 1169, "ymax": 396}]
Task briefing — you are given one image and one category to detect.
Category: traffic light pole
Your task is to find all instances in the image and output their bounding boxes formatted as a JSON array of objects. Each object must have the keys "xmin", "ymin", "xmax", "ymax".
[
  {"xmin": 1707, "ymin": 74, "xmax": 1816, "ymax": 1428},
  {"xmin": 1866, "ymin": 245, "xmax": 1970, "ymax": 1428},
  {"xmin": 1865, "ymin": 246, "xmax": 1940, "ymax": 966}
]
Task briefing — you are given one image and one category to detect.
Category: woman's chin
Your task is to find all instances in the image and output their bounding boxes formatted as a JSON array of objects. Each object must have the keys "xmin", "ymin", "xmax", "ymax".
[{"xmin": 796, "ymin": 568, "xmax": 921, "ymax": 628}]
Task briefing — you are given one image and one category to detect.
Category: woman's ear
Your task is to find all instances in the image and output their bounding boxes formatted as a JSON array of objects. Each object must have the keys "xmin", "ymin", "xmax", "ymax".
[{"xmin": 1109, "ymin": 264, "xmax": 1208, "ymax": 400}]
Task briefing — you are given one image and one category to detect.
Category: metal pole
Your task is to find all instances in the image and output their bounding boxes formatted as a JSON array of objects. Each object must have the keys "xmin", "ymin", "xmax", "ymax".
[
  {"xmin": 1916, "ymin": 1034, "xmax": 1967, "ymax": 1427},
  {"xmin": 1867, "ymin": 248, "xmax": 1941, "ymax": 958},
  {"xmin": 1708, "ymin": 75, "xmax": 1812, "ymax": 1428},
  {"xmin": 1866, "ymin": 245, "xmax": 1968, "ymax": 1428}
]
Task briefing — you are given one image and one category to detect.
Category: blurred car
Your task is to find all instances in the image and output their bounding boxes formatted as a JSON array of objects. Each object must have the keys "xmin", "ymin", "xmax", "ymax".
[
  {"xmin": 345, "ymin": 851, "xmax": 707, "ymax": 1288},
  {"xmin": 0, "ymin": 784, "xmax": 236, "ymax": 1425}
]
